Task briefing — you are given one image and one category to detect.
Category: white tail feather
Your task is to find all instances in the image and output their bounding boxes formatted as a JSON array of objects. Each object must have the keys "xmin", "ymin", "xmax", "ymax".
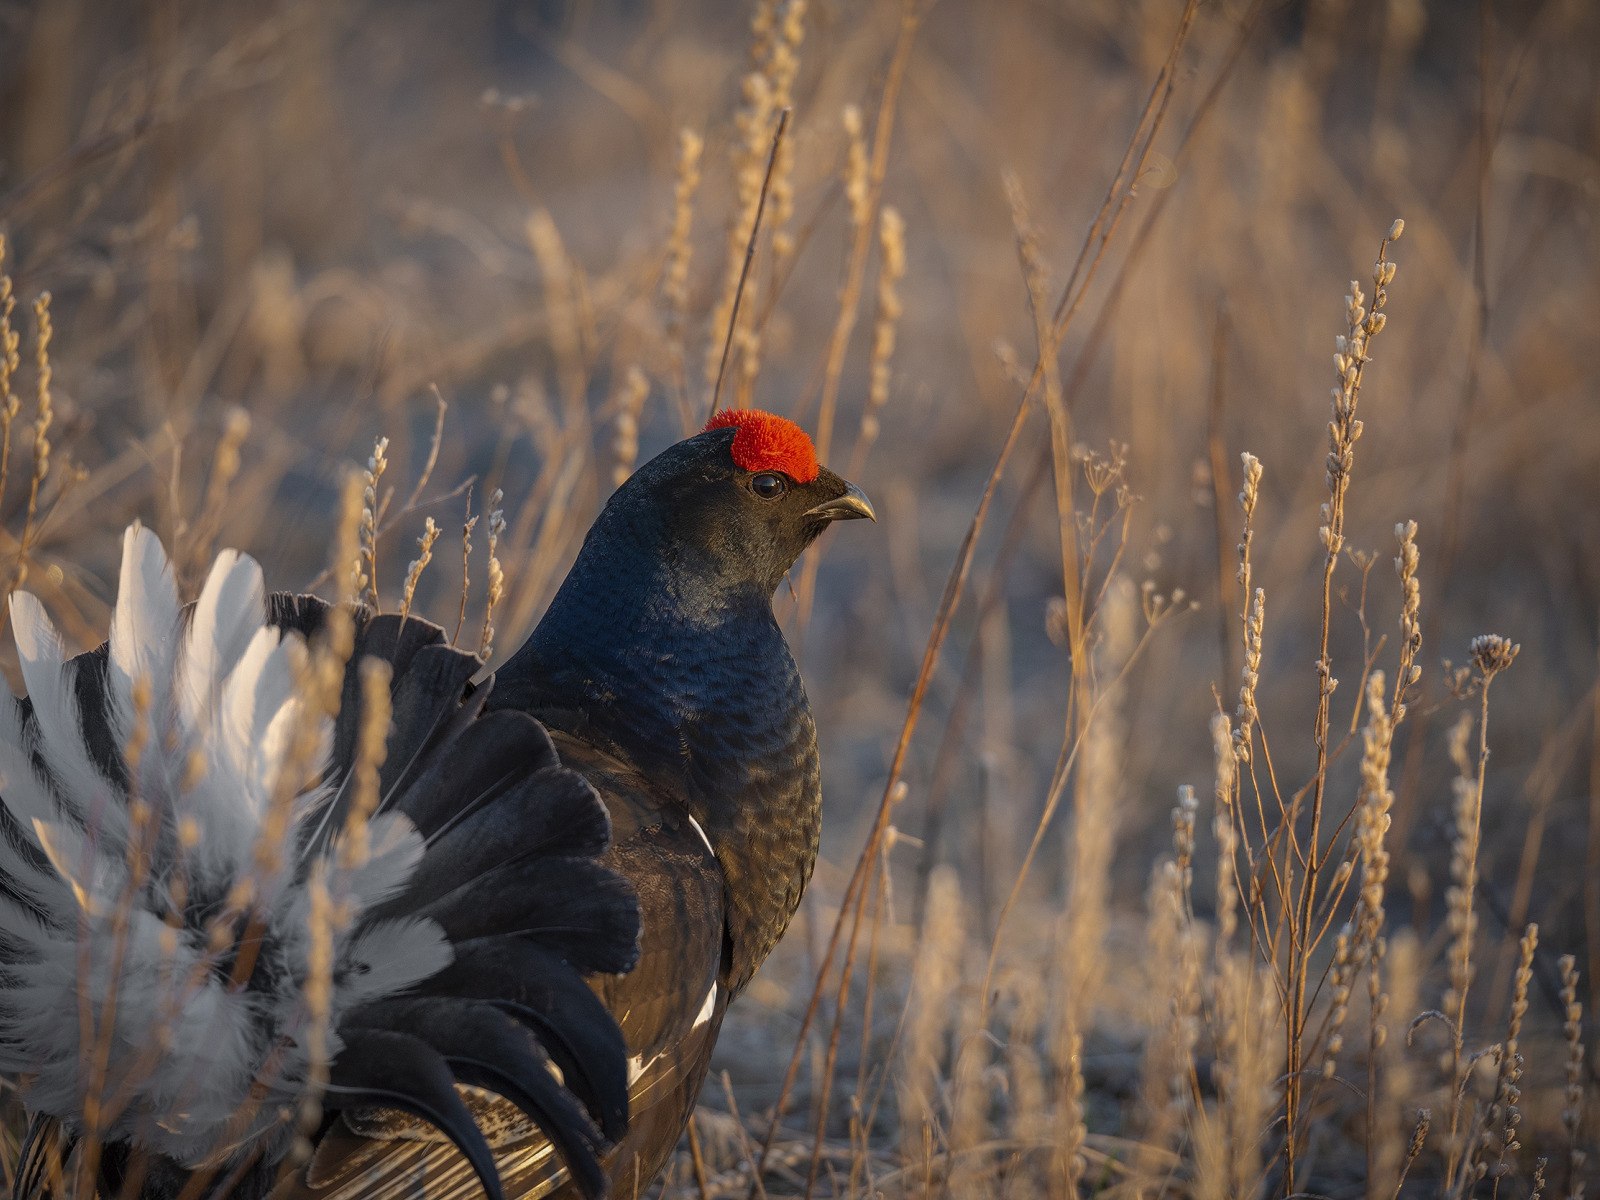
[
  {"xmin": 108, "ymin": 523, "xmax": 182, "ymax": 713},
  {"xmin": 9, "ymin": 591, "xmax": 128, "ymax": 849},
  {"xmin": 0, "ymin": 524, "xmax": 449, "ymax": 1172},
  {"xmin": 179, "ymin": 547, "xmax": 266, "ymax": 731}
]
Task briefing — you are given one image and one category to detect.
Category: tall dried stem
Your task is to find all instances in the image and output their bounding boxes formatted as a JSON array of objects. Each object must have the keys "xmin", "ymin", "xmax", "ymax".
[
  {"xmin": 1283, "ymin": 220, "xmax": 1403, "ymax": 1192},
  {"xmin": 1443, "ymin": 634, "xmax": 1518, "ymax": 1189}
]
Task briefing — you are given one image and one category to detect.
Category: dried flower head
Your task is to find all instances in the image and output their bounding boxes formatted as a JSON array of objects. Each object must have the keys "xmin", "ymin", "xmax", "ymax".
[{"xmin": 1470, "ymin": 634, "xmax": 1519, "ymax": 679}]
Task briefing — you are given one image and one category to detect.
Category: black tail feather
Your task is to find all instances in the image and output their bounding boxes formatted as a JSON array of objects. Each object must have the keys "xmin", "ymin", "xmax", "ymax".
[
  {"xmin": 305, "ymin": 600, "xmax": 638, "ymax": 1199},
  {"xmin": 409, "ymin": 857, "xmax": 639, "ymax": 972},
  {"xmin": 345, "ymin": 999, "xmax": 610, "ymax": 1199},
  {"xmin": 396, "ymin": 768, "xmax": 611, "ymax": 905},
  {"xmin": 325, "ymin": 1029, "xmax": 506, "ymax": 1200},
  {"xmin": 382, "ymin": 711, "xmax": 538, "ymax": 837},
  {"xmin": 433, "ymin": 940, "xmax": 631, "ymax": 1139},
  {"xmin": 374, "ymin": 643, "xmax": 490, "ymax": 795}
]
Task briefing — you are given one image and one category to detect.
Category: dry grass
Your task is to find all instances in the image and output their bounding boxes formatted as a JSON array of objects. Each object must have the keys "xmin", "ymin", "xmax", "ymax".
[{"xmin": 1, "ymin": 0, "xmax": 1598, "ymax": 1196}]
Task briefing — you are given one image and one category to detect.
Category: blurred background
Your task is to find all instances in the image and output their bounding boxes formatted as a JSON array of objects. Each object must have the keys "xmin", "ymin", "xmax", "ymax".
[{"xmin": 2, "ymin": 0, "xmax": 1597, "ymax": 1193}]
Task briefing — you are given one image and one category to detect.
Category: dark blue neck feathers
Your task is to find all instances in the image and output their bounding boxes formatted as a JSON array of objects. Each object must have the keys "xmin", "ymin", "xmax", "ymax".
[{"xmin": 490, "ymin": 474, "xmax": 823, "ymax": 988}]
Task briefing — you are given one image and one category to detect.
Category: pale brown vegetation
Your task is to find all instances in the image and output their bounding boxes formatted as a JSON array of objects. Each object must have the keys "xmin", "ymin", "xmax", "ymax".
[{"xmin": 1, "ymin": 0, "xmax": 1597, "ymax": 1196}]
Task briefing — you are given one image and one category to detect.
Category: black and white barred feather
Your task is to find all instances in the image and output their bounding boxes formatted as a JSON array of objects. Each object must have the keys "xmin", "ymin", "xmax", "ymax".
[{"xmin": 0, "ymin": 525, "xmax": 639, "ymax": 1200}]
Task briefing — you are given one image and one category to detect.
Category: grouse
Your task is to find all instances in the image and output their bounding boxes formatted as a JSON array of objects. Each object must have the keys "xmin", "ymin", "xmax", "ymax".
[{"xmin": 0, "ymin": 409, "xmax": 873, "ymax": 1200}]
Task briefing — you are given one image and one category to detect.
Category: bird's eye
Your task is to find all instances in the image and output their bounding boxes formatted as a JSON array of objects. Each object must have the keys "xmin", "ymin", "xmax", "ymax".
[{"xmin": 750, "ymin": 472, "xmax": 788, "ymax": 500}]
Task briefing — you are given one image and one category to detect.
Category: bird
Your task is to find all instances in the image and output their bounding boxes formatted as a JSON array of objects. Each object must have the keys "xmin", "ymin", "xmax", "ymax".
[{"xmin": 0, "ymin": 407, "xmax": 873, "ymax": 1200}]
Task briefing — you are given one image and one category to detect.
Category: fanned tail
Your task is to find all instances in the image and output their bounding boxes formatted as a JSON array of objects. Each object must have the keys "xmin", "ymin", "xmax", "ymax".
[{"xmin": 0, "ymin": 525, "xmax": 640, "ymax": 1200}]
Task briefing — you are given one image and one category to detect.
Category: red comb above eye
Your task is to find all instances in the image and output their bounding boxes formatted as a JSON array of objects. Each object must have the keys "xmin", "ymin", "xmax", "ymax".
[{"xmin": 703, "ymin": 409, "xmax": 820, "ymax": 483}]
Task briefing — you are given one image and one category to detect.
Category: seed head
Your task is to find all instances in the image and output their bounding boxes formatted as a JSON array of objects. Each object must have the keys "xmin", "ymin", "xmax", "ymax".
[{"xmin": 1470, "ymin": 635, "xmax": 1519, "ymax": 679}]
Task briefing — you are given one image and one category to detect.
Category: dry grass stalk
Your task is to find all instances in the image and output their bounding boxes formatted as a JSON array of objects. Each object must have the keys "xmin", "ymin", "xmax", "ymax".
[
  {"xmin": 663, "ymin": 129, "xmax": 704, "ymax": 431},
  {"xmin": 478, "ymin": 489, "xmax": 505, "ymax": 663},
  {"xmin": 946, "ymin": 977, "xmax": 988, "ymax": 1200},
  {"xmin": 181, "ymin": 408, "xmax": 252, "ymax": 579},
  {"xmin": 301, "ymin": 658, "xmax": 392, "ymax": 1153},
  {"xmin": 1353, "ymin": 667, "xmax": 1401, "ymax": 1180},
  {"xmin": 359, "ymin": 436, "xmax": 388, "ymax": 611},
  {"xmin": 842, "ymin": 106, "xmax": 869, "ymax": 232},
  {"xmin": 1001, "ymin": 962, "xmax": 1049, "ymax": 1160},
  {"xmin": 707, "ymin": 106, "xmax": 790, "ymax": 423},
  {"xmin": 1443, "ymin": 707, "xmax": 1481, "ymax": 1178},
  {"xmin": 1232, "ymin": 452, "xmax": 1264, "ymax": 760},
  {"xmin": 1559, "ymin": 955, "xmax": 1587, "ymax": 1199},
  {"xmin": 846, "ymin": 823, "xmax": 897, "ymax": 1200},
  {"xmin": 294, "ymin": 866, "xmax": 336, "ymax": 1155},
  {"xmin": 174, "ymin": 482, "xmax": 382, "ymax": 1197},
  {"xmin": 1281, "ymin": 221, "xmax": 1404, "ymax": 1190},
  {"xmin": 982, "ymin": 454, "xmax": 1146, "ymax": 988},
  {"xmin": 0, "ymin": 236, "xmax": 21, "ymax": 513},
  {"xmin": 1392, "ymin": 520, "xmax": 1423, "ymax": 721},
  {"xmin": 756, "ymin": 0, "xmax": 805, "ymax": 276},
  {"xmin": 1211, "ymin": 711, "xmax": 1240, "ymax": 957},
  {"xmin": 1480, "ymin": 923, "xmax": 1537, "ymax": 1193},
  {"xmin": 398, "ymin": 517, "xmax": 441, "ymax": 627},
  {"xmin": 1399, "ymin": 1108, "xmax": 1433, "ymax": 1197},
  {"xmin": 1235, "ymin": 584, "xmax": 1265, "ymax": 764},
  {"xmin": 611, "ymin": 365, "xmax": 649, "ymax": 488},
  {"xmin": 847, "ymin": 206, "xmax": 905, "ymax": 480},
  {"xmin": 1060, "ymin": 574, "xmax": 1135, "ymax": 1062},
  {"xmin": 336, "ymin": 657, "xmax": 394, "ymax": 876},
  {"xmin": 788, "ymin": 0, "xmax": 923, "ymax": 632},
  {"xmin": 1137, "ymin": 794, "xmax": 1203, "ymax": 1187},
  {"xmin": 1440, "ymin": 634, "xmax": 1518, "ymax": 1190},
  {"xmin": 12, "ymin": 292, "xmax": 55, "ymax": 594},
  {"xmin": 454, "ymin": 505, "xmax": 477, "ymax": 647},
  {"xmin": 1048, "ymin": 1015, "xmax": 1086, "ymax": 1199},
  {"xmin": 527, "ymin": 210, "xmax": 590, "ymax": 432},
  {"xmin": 1373, "ymin": 931, "xmax": 1422, "ymax": 1196},
  {"xmin": 1324, "ymin": 926, "xmax": 1357, "ymax": 1076},
  {"xmin": 800, "ymin": 781, "xmax": 914, "ymax": 1199},
  {"xmin": 899, "ymin": 866, "xmax": 961, "ymax": 1184},
  {"xmin": 1200, "ymin": 953, "xmax": 1277, "ymax": 1200},
  {"xmin": 704, "ymin": 0, "xmax": 795, "ymax": 403}
]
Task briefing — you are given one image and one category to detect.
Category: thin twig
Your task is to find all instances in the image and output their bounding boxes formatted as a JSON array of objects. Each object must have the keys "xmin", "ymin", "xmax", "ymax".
[{"xmin": 398, "ymin": 389, "xmax": 449, "ymax": 519}]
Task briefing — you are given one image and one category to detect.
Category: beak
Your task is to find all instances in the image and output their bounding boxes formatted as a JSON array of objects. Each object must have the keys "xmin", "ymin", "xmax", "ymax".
[{"xmin": 805, "ymin": 481, "xmax": 876, "ymax": 523}]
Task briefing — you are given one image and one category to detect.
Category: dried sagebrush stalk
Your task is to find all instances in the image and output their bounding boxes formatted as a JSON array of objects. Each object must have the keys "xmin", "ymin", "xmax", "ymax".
[
  {"xmin": 662, "ymin": 129, "xmax": 704, "ymax": 429},
  {"xmin": 359, "ymin": 437, "xmax": 388, "ymax": 610},
  {"xmin": 14, "ymin": 292, "xmax": 55, "ymax": 592},
  {"xmin": 479, "ymin": 489, "xmax": 506, "ymax": 663},
  {"xmin": 0, "ymin": 235, "xmax": 21, "ymax": 508},
  {"xmin": 900, "ymin": 866, "xmax": 963, "ymax": 1175},
  {"xmin": 611, "ymin": 365, "xmax": 649, "ymax": 488},
  {"xmin": 853, "ymin": 206, "xmax": 906, "ymax": 467},
  {"xmin": 399, "ymin": 517, "xmax": 441, "ymax": 626},
  {"xmin": 1559, "ymin": 955, "xmax": 1587, "ymax": 1199}
]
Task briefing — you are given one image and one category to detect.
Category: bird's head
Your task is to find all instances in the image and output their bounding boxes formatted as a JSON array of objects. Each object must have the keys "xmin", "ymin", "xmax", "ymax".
[{"xmin": 603, "ymin": 409, "xmax": 875, "ymax": 599}]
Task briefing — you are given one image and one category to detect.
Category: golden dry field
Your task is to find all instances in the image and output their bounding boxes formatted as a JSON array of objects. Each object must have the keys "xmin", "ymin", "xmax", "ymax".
[{"xmin": 1, "ymin": 0, "xmax": 1598, "ymax": 1195}]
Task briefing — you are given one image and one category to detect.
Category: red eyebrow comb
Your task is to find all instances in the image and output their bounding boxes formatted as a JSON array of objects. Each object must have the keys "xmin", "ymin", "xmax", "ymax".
[{"xmin": 703, "ymin": 409, "xmax": 820, "ymax": 483}]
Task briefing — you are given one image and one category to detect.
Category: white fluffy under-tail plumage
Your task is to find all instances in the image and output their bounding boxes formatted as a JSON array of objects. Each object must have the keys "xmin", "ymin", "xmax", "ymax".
[
  {"xmin": 0, "ymin": 525, "xmax": 446, "ymax": 1170},
  {"xmin": 1, "ymin": 523, "xmax": 639, "ymax": 1200}
]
